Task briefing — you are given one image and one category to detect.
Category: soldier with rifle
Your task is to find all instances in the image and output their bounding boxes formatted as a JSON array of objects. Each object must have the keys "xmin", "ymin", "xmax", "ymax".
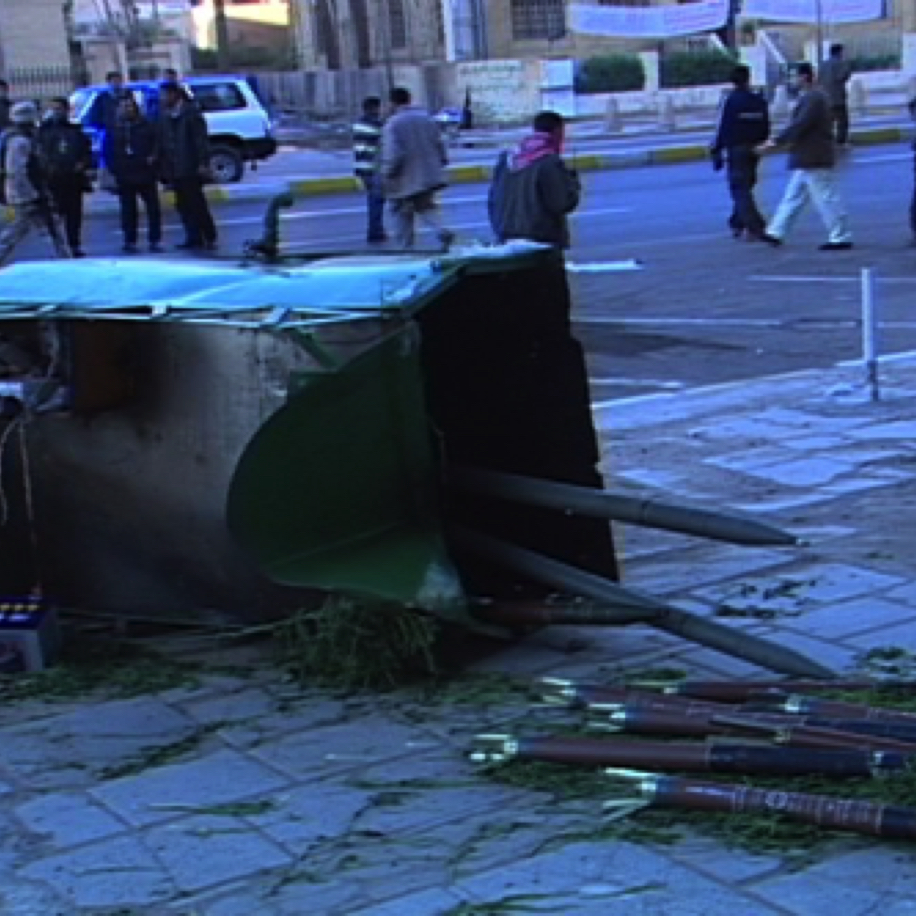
[{"xmin": 0, "ymin": 102, "xmax": 71, "ymax": 268}]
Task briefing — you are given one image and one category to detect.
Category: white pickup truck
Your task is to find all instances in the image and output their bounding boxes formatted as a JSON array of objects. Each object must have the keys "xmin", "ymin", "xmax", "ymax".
[{"xmin": 70, "ymin": 74, "xmax": 278, "ymax": 183}]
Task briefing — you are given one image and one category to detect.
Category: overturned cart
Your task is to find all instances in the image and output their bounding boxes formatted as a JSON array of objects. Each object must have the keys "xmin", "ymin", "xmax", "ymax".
[{"xmin": 0, "ymin": 245, "xmax": 828, "ymax": 676}]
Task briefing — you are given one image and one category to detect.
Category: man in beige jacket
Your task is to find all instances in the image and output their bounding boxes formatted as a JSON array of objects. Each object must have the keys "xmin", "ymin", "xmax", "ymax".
[{"xmin": 381, "ymin": 88, "xmax": 455, "ymax": 250}]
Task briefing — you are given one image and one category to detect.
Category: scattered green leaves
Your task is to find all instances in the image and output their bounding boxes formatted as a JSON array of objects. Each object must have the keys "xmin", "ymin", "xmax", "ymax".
[
  {"xmin": 149, "ymin": 799, "xmax": 277, "ymax": 818},
  {"xmin": 444, "ymin": 893, "xmax": 555, "ymax": 914},
  {"xmin": 99, "ymin": 724, "xmax": 225, "ymax": 780},
  {"xmin": 0, "ymin": 635, "xmax": 202, "ymax": 703},
  {"xmin": 858, "ymin": 646, "xmax": 916, "ymax": 679}
]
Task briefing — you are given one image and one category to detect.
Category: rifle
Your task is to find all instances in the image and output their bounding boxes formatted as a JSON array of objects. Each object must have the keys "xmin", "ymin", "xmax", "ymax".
[
  {"xmin": 469, "ymin": 733, "xmax": 910, "ymax": 777},
  {"xmin": 607, "ymin": 769, "xmax": 916, "ymax": 840}
]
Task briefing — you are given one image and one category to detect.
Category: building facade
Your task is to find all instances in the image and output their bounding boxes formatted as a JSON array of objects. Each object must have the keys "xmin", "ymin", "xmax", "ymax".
[
  {"xmin": 0, "ymin": 0, "xmax": 72, "ymax": 78},
  {"xmin": 292, "ymin": 0, "xmax": 912, "ymax": 71}
]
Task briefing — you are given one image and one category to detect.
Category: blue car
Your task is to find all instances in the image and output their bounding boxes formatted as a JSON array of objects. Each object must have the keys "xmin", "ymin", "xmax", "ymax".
[{"xmin": 69, "ymin": 75, "xmax": 277, "ymax": 183}]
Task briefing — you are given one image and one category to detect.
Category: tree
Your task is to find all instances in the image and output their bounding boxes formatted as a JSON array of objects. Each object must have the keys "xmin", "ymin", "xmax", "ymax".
[{"xmin": 214, "ymin": 0, "xmax": 230, "ymax": 70}]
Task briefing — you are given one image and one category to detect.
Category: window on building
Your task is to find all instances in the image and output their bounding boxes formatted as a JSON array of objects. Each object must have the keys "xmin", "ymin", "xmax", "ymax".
[
  {"xmin": 511, "ymin": 0, "xmax": 566, "ymax": 41},
  {"xmin": 389, "ymin": 0, "xmax": 408, "ymax": 50}
]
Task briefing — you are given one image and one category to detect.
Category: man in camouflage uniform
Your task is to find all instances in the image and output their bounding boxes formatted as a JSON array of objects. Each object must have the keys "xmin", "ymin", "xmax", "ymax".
[{"xmin": 0, "ymin": 101, "xmax": 70, "ymax": 268}]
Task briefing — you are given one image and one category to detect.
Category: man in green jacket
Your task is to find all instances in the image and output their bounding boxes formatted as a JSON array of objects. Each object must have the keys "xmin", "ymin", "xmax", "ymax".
[{"xmin": 758, "ymin": 63, "xmax": 852, "ymax": 251}]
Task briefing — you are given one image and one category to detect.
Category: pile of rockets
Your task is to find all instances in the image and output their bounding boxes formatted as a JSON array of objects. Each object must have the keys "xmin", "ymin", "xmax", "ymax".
[{"xmin": 469, "ymin": 678, "xmax": 916, "ymax": 841}]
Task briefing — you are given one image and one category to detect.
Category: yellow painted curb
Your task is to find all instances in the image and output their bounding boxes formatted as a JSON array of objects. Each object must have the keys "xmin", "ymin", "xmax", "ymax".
[
  {"xmin": 572, "ymin": 154, "xmax": 604, "ymax": 172},
  {"xmin": 291, "ymin": 176, "xmax": 361, "ymax": 196},
  {"xmin": 448, "ymin": 165, "xmax": 491, "ymax": 183},
  {"xmin": 650, "ymin": 145, "xmax": 707, "ymax": 165},
  {"xmin": 206, "ymin": 187, "xmax": 230, "ymax": 204},
  {"xmin": 852, "ymin": 128, "xmax": 904, "ymax": 147}
]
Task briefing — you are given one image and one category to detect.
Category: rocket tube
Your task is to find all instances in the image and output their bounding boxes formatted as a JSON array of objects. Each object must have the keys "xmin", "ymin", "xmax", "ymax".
[
  {"xmin": 749, "ymin": 692, "xmax": 916, "ymax": 725},
  {"xmin": 590, "ymin": 705, "xmax": 916, "ymax": 753},
  {"xmin": 468, "ymin": 735, "xmax": 908, "ymax": 777},
  {"xmin": 626, "ymin": 774, "xmax": 916, "ymax": 840}
]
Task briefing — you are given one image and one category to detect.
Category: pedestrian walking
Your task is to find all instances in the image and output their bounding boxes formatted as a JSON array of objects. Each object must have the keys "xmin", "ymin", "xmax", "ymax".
[
  {"xmin": 0, "ymin": 102, "xmax": 70, "ymax": 268},
  {"xmin": 487, "ymin": 110, "xmax": 580, "ymax": 249},
  {"xmin": 103, "ymin": 95, "xmax": 162, "ymax": 254},
  {"xmin": 709, "ymin": 65, "xmax": 770, "ymax": 241},
  {"xmin": 353, "ymin": 96, "xmax": 386, "ymax": 243},
  {"xmin": 37, "ymin": 97, "xmax": 92, "ymax": 258},
  {"xmin": 157, "ymin": 81, "xmax": 217, "ymax": 251},
  {"xmin": 757, "ymin": 63, "xmax": 852, "ymax": 251},
  {"xmin": 380, "ymin": 87, "xmax": 454, "ymax": 251},
  {"xmin": 819, "ymin": 44, "xmax": 853, "ymax": 147},
  {"xmin": 0, "ymin": 81, "xmax": 11, "ymax": 131}
]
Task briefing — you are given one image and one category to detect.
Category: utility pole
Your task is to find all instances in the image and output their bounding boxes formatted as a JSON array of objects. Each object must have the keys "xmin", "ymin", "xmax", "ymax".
[
  {"xmin": 814, "ymin": 0, "xmax": 824, "ymax": 65},
  {"xmin": 379, "ymin": 0, "xmax": 394, "ymax": 94},
  {"xmin": 214, "ymin": 0, "xmax": 231, "ymax": 70}
]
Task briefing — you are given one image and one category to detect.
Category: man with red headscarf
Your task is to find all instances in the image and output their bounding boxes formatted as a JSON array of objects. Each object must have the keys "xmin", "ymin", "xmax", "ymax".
[{"xmin": 488, "ymin": 111, "xmax": 580, "ymax": 248}]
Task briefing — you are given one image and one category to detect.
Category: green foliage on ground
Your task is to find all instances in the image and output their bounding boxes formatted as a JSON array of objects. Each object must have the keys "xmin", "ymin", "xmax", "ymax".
[
  {"xmin": 275, "ymin": 597, "xmax": 439, "ymax": 690},
  {"xmin": 577, "ymin": 55, "xmax": 646, "ymax": 94},
  {"xmin": 661, "ymin": 51, "xmax": 739, "ymax": 89},
  {"xmin": 0, "ymin": 635, "xmax": 202, "ymax": 702}
]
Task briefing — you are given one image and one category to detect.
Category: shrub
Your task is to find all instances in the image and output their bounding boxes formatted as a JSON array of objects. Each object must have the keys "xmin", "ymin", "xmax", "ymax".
[
  {"xmin": 661, "ymin": 50, "xmax": 738, "ymax": 89},
  {"xmin": 850, "ymin": 54, "xmax": 901, "ymax": 72},
  {"xmin": 577, "ymin": 54, "xmax": 645, "ymax": 94}
]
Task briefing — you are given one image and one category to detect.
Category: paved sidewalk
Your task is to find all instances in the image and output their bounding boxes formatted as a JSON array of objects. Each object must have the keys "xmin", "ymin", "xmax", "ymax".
[{"xmin": 4, "ymin": 354, "xmax": 916, "ymax": 914}]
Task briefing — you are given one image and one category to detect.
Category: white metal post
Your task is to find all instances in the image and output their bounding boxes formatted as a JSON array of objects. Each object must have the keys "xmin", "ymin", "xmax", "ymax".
[{"xmin": 861, "ymin": 267, "xmax": 879, "ymax": 401}]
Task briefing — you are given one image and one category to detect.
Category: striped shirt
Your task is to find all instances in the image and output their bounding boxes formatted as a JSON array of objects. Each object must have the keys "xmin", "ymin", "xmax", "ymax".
[{"xmin": 353, "ymin": 115, "xmax": 382, "ymax": 179}]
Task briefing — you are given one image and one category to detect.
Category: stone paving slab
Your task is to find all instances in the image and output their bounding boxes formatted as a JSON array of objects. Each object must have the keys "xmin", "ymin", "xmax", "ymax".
[{"xmin": 5, "ymin": 356, "xmax": 916, "ymax": 913}]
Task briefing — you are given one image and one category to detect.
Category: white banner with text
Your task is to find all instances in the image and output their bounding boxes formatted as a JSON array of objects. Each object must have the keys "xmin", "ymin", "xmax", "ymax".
[
  {"xmin": 569, "ymin": 1, "xmax": 729, "ymax": 39},
  {"xmin": 741, "ymin": 0, "xmax": 884, "ymax": 24}
]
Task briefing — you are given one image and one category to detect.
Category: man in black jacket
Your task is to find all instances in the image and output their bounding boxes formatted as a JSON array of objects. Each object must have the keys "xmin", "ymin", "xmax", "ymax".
[
  {"xmin": 488, "ymin": 110, "xmax": 580, "ymax": 249},
  {"xmin": 37, "ymin": 97, "xmax": 93, "ymax": 257},
  {"xmin": 104, "ymin": 95, "xmax": 162, "ymax": 254},
  {"xmin": 757, "ymin": 63, "xmax": 852, "ymax": 251},
  {"xmin": 157, "ymin": 81, "xmax": 217, "ymax": 251},
  {"xmin": 710, "ymin": 65, "xmax": 770, "ymax": 240}
]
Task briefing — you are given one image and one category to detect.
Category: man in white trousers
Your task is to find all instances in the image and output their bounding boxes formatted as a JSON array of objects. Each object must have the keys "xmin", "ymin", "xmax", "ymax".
[{"xmin": 757, "ymin": 62, "xmax": 852, "ymax": 251}]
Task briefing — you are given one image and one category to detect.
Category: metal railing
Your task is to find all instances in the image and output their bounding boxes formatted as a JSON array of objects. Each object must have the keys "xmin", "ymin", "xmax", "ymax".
[{"xmin": 4, "ymin": 66, "xmax": 75, "ymax": 101}]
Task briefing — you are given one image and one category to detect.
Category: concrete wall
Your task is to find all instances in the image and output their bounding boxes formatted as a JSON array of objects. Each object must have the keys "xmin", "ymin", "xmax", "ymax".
[{"xmin": 575, "ymin": 84, "xmax": 730, "ymax": 117}]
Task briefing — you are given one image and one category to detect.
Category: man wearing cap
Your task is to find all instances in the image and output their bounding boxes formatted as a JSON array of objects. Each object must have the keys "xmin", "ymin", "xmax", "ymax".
[{"xmin": 0, "ymin": 102, "xmax": 70, "ymax": 268}]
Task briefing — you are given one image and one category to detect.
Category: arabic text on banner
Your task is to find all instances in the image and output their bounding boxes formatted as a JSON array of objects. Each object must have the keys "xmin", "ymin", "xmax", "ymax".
[
  {"xmin": 569, "ymin": 0, "xmax": 730, "ymax": 39},
  {"xmin": 741, "ymin": 0, "xmax": 884, "ymax": 23}
]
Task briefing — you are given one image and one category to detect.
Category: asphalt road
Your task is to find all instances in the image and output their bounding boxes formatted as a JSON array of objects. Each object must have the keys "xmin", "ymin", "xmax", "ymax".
[
  {"xmin": 262, "ymin": 111, "xmax": 913, "ymax": 178},
  {"xmin": 8, "ymin": 146, "xmax": 916, "ymax": 402}
]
